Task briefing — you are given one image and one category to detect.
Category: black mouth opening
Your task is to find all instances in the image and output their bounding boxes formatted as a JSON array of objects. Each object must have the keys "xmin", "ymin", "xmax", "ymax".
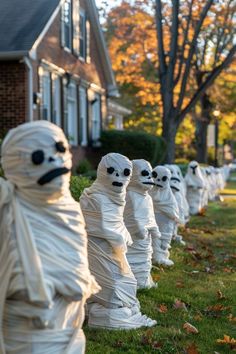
[
  {"xmin": 142, "ymin": 182, "xmax": 155, "ymax": 185},
  {"xmin": 37, "ymin": 167, "xmax": 70, "ymax": 186},
  {"xmin": 171, "ymin": 177, "xmax": 180, "ymax": 182},
  {"xmin": 171, "ymin": 186, "xmax": 180, "ymax": 192},
  {"xmin": 155, "ymin": 184, "xmax": 163, "ymax": 188},
  {"xmin": 112, "ymin": 181, "xmax": 123, "ymax": 187},
  {"xmin": 191, "ymin": 166, "xmax": 197, "ymax": 175}
]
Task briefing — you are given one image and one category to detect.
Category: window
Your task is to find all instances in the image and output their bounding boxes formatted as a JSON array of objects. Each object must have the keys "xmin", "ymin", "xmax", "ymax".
[
  {"xmin": 79, "ymin": 9, "xmax": 86, "ymax": 59},
  {"xmin": 52, "ymin": 74, "xmax": 61, "ymax": 126},
  {"xmin": 79, "ymin": 86, "xmax": 88, "ymax": 146},
  {"xmin": 61, "ymin": 0, "xmax": 72, "ymax": 50},
  {"xmin": 91, "ymin": 93, "xmax": 101, "ymax": 142},
  {"xmin": 64, "ymin": 81, "xmax": 78, "ymax": 145},
  {"xmin": 40, "ymin": 69, "xmax": 51, "ymax": 121}
]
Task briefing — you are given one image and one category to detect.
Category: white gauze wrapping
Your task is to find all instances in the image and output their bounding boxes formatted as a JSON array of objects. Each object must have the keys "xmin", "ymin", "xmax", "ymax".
[
  {"xmin": 0, "ymin": 121, "xmax": 100, "ymax": 354},
  {"xmin": 185, "ymin": 161, "xmax": 205, "ymax": 215},
  {"xmin": 172, "ymin": 165, "xmax": 190, "ymax": 223},
  {"xmin": 124, "ymin": 160, "xmax": 160, "ymax": 289},
  {"xmin": 150, "ymin": 166, "xmax": 180, "ymax": 264},
  {"xmin": 80, "ymin": 153, "xmax": 156, "ymax": 329},
  {"xmin": 201, "ymin": 167, "xmax": 210, "ymax": 207}
]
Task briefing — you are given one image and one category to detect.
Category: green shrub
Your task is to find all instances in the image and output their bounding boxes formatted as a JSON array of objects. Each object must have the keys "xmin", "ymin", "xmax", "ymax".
[
  {"xmin": 70, "ymin": 175, "xmax": 92, "ymax": 202},
  {"xmin": 177, "ymin": 163, "xmax": 188, "ymax": 176},
  {"xmin": 75, "ymin": 158, "xmax": 93, "ymax": 175},
  {"xmin": 100, "ymin": 130, "xmax": 166, "ymax": 166},
  {"xmin": 82, "ymin": 170, "xmax": 97, "ymax": 180}
]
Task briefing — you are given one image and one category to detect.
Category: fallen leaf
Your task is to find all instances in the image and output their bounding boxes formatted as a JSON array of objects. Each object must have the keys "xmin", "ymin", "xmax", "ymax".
[
  {"xmin": 194, "ymin": 314, "xmax": 203, "ymax": 321},
  {"xmin": 206, "ymin": 304, "xmax": 230, "ymax": 312},
  {"xmin": 216, "ymin": 334, "xmax": 236, "ymax": 349},
  {"xmin": 152, "ymin": 341, "xmax": 162, "ymax": 349},
  {"xmin": 217, "ymin": 290, "xmax": 226, "ymax": 300},
  {"xmin": 152, "ymin": 274, "xmax": 161, "ymax": 282},
  {"xmin": 157, "ymin": 304, "xmax": 168, "ymax": 313},
  {"xmin": 176, "ymin": 280, "xmax": 185, "ymax": 288},
  {"xmin": 173, "ymin": 299, "xmax": 188, "ymax": 311},
  {"xmin": 228, "ymin": 314, "xmax": 236, "ymax": 322},
  {"xmin": 186, "ymin": 343, "xmax": 200, "ymax": 354},
  {"xmin": 223, "ymin": 267, "xmax": 234, "ymax": 273},
  {"xmin": 183, "ymin": 322, "xmax": 199, "ymax": 334}
]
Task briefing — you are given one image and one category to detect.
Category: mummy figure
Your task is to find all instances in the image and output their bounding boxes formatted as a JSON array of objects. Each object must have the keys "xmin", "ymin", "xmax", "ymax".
[
  {"xmin": 0, "ymin": 121, "xmax": 99, "ymax": 354},
  {"xmin": 124, "ymin": 159, "xmax": 161, "ymax": 289},
  {"xmin": 165, "ymin": 165, "xmax": 186, "ymax": 246},
  {"xmin": 150, "ymin": 166, "xmax": 180, "ymax": 266},
  {"xmin": 80, "ymin": 153, "xmax": 156, "ymax": 329},
  {"xmin": 185, "ymin": 161, "xmax": 205, "ymax": 215},
  {"xmin": 172, "ymin": 165, "xmax": 190, "ymax": 224}
]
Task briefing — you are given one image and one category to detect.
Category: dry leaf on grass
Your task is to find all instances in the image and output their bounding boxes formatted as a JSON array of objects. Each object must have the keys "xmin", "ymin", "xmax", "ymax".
[
  {"xmin": 183, "ymin": 322, "xmax": 199, "ymax": 334},
  {"xmin": 216, "ymin": 335, "xmax": 236, "ymax": 349},
  {"xmin": 186, "ymin": 343, "xmax": 200, "ymax": 354},
  {"xmin": 173, "ymin": 299, "xmax": 188, "ymax": 311},
  {"xmin": 176, "ymin": 280, "xmax": 185, "ymax": 288},
  {"xmin": 228, "ymin": 314, "xmax": 236, "ymax": 322},
  {"xmin": 217, "ymin": 290, "xmax": 226, "ymax": 300},
  {"xmin": 157, "ymin": 304, "xmax": 168, "ymax": 313}
]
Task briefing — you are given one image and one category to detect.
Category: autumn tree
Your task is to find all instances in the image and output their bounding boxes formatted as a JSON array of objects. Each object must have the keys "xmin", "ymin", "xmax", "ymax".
[
  {"xmin": 155, "ymin": 0, "xmax": 236, "ymax": 162},
  {"xmin": 192, "ymin": 0, "xmax": 236, "ymax": 162},
  {"xmin": 102, "ymin": 0, "xmax": 236, "ymax": 162}
]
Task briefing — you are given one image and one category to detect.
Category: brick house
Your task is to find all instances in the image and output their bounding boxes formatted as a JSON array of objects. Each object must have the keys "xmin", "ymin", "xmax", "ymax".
[{"xmin": 0, "ymin": 0, "xmax": 125, "ymax": 165}]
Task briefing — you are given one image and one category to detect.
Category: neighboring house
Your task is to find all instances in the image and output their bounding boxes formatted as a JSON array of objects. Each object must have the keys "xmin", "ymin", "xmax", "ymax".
[{"xmin": 0, "ymin": 0, "xmax": 127, "ymax": 164}]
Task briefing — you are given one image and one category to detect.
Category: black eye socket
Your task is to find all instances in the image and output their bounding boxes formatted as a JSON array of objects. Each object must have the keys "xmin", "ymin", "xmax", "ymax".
[
  {"xmin": 171, "ymin": 170, "xmax": 173, "ymax": 174},
  {"xmin": 55, "ymin": 141, "xmax": 66, "ymax": 153},
  {"xmin": 32, "ymin": 150, "xmax": 45, "ymax": 165},
  {"xmin": 152, "ymin": 171, "xmax": 157, "ymax": 178},
  {"xmin": 162, "ymin": 176, "xmax": 168, "ymax": 182},
  {"xmin": 177, "ymin": 171, "xmax": 180, "ymax": 176},
  {"xmin": 141, "ymin": 170, "xmax": 149, "ymax": 177},
  {"xmin": 124, "ymin": 168, "xmax": 131, "ymax": 177},
  {"xmin": 107, "ymin": 167, "xmax": 115, "ymax": 174}
]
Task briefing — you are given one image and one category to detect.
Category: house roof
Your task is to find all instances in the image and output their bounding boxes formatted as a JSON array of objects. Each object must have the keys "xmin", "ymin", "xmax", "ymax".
[
  {"xmin": 0, "ymin": 0, "xmax": 118, "ymax": 96},
  {"xmin": 0, "ymin": 0, "xmax": 60, "ymax": 52}
]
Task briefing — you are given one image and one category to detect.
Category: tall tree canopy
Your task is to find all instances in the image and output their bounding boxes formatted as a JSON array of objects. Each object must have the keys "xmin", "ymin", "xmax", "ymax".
[{"xmin": 102, "ymin": 0, "xmax": 236, "ymax": 162}]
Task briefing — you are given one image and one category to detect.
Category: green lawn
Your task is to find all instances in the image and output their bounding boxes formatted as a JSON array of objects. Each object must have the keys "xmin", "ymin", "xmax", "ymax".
[{"xmin": 85, "ymin": 188, "xmax": 236, "ymax": 353}]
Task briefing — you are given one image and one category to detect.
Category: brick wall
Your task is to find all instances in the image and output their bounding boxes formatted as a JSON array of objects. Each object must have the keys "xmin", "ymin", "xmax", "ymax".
[{"xmin": 0, "ymin": 61, "xmax": 27, "ymax": 137}]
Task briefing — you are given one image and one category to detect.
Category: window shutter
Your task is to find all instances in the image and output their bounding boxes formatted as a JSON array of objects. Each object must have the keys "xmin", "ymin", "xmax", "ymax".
[
  {"xmin": 86, "ymin": 17, "xmax": 91, "ymax": 63},
  {"xmin": 73, "ymin": 0, "xmax": 80, "ymax": 55}
]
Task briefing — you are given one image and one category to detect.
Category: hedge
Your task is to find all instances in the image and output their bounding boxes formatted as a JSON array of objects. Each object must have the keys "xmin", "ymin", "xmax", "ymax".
[
  {"xmin": 70, "ymin": 175, "xmax": 92, "ymax": 202},
  {"xmin": 100, "ymin": 130, "xmax": 166, "ymax": 166}
]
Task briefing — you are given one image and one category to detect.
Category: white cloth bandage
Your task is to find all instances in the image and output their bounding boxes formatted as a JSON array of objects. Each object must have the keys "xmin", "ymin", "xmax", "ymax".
[
  {"xmin": 80, "ymin": 154, "xmax": 157, "ymax": 329},
  {"xmin": 0, "ymin": 121, "xmax": 100, "ymax": 354},
  {"xmin": 124, "ymin": 159, "xmax": 160, "ymax": 289}
]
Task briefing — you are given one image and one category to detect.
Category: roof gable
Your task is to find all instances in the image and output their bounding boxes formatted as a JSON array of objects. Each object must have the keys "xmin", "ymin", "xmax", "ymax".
[{"xmin": 0, "ymin": 0, "xmax": 60, "ymax": 52}]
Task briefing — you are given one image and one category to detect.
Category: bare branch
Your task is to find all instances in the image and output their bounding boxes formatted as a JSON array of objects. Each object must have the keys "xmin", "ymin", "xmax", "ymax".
[
  {"xmin": 176, "ymin": 0, "xmax": 214, "ymax": 114},
  {"xmin": 155, "ymin": 0, "xmax": 167, "ymax": 79},
  {"xmin": 178, "ymin": 45, "xmax": 236, "ymax": 123},
  {"xmin": 174, "ymin": 0, "xmax": 193, "ymax": 86}
]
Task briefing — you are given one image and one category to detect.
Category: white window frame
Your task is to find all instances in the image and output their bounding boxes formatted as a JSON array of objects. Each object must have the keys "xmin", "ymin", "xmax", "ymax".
[
  {"xmin": 66, "ymin": 81, "xmax": 78, "ymax": 146},
  {"xmin": 91, "ymin": 93, "xmax": 101, "ymax": 142},
  {"xmin": 52, "ymin": 73, "xmax": 61, "ymax": 127},
  {"xmin": 61, "ymin": 0, "xmax": 72, "ymax": 51},
  {"xmin": 79, "ymin": 86, "xmax": 88, "ymax": 146},
  {"xmin": 40, "ymin": 68, "xmax": 51, "ymax": 121}
]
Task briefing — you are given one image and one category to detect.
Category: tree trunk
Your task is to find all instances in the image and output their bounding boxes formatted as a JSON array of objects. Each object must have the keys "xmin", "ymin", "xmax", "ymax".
[
  {"xmin": 195, "ymin": 119, "xmax": 208, "ymax": 163},
  {"xmin": 162, "ymin": 116, "xmax": 178, "ymax": 163},
  {"xmin": 195, "ymin": 91, "xmax": 213, "ymax": 163}
]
